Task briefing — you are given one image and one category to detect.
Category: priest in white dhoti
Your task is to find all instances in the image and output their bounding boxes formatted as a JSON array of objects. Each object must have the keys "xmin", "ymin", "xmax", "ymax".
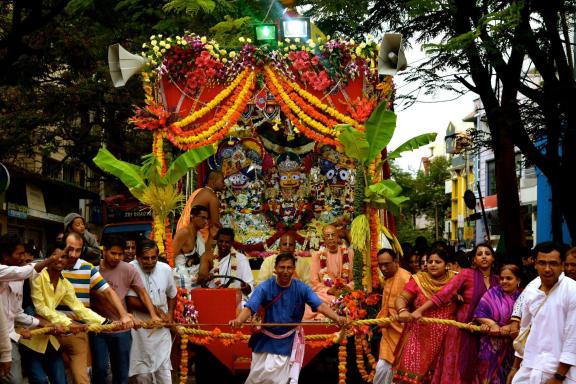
[
  {"xmin": 510, "ymin": 242, "xmax": 576, "ymax": 384},
  {"xmin": 229, "ymin": 252, "xmax": 346, "ymax": 384},
  {"xmin": 126, "ymin": 239, "xmax": 177, "ymax": 384}
]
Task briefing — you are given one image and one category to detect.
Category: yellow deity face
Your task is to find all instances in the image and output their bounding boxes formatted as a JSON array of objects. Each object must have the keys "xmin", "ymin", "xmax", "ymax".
[{"xmin": 279, "ymin": 171, "xmax": 301, "ymax": 189}]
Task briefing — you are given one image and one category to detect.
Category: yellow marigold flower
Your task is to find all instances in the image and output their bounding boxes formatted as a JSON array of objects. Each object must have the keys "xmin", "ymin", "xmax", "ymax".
[
  {"xmin": 222, "ymin": 58, "xmax": 228, "ymax": 63},
  {"xmin": 349, "ymin": 38, "xmax": 355, "ymax": 45},
  {"xmin": 308, "ymin": 41, "xmax": 316, "ymax": 48},
  {"xmin": 151, "ymin": 40, "xmax": 157, "ymax": 46},
  {"xmin": 290, "ymin": 44, "xmax": 297, "ymax": 50},
  {"xmin": 229, "ymin": 51, "xmax": 236, "ymax": 58},
  {"xmin": 205, "ymin": 44, "xmax": 213, "ymax": 51},
  {"xmin": 355, "ymin": 47, "xmax": 362, "ymax": 56},
  {"xmin": 246, "ymin": 38, "xmax": 252, "ymax": 43},
  {"xmin": 220, "ymin": 49, "xmax": 227, "ymax": 55},
  {"xmin": 239, "ymin": 37, "xmax": 246, "ymax": 43},
  {"xmin": 295, "ymin": 38, "xmax": 301, "ymax": 43},
  {"xmin": 201, "ymin": 36, "xmax": 207, "ymax": 43}
]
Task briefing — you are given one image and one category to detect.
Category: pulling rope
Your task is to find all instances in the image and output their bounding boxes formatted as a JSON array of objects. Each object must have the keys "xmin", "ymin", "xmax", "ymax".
[{"xmin": 22, "ymin": 316, "xmax": 482, "ymax": 339}]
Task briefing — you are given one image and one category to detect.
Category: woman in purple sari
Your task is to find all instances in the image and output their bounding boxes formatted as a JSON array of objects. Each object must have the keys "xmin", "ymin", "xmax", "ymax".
[
  {"xmin": 474, "ymin": 264, "xmax": 522, "ymax": 384},
  {"xmin": 410, "ymin": 243, "xmax": 499, "ymax": 383}
]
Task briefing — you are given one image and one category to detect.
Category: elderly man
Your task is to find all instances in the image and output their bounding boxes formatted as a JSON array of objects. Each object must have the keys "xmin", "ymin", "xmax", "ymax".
[
  {"xmin": 509, "ymin": 242, "xmax": 576, "ymax": 384},
  {"xmin": 91, "ymin": 235, "xmax": 160, "ymax": 384},
  {"xmin": 373, "ymin": 248, "xmax": 411, "ymax": 384},
  {"xmin": 258, "ymin": 233, "xmax": 310, "ymax": 285},
  {"xmin": 126, "ymin": 239, "xmax": 177, "ymax": 384},
  {"xmin": 230, "ymin": 252, "xmax": 346, "ymax": 384},
  {"xmin": 310, "ymin": 224, "xmax": 354, "ymax": 305}
]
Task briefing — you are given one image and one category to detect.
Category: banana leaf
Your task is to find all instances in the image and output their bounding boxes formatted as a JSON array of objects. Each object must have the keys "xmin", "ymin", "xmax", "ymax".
[
  {"xmin": 164, "ymin": 146, "xmax": 214, "ymax": 186},
  {"xmin": 93, "ymin": 148, "xmax": 146, "ymax": 197},
  {"xmin": 387, "ymin": 133, "xmax": 438, "ymax": 160},
  {"xmin": 365, "ymin": 103, "xmax": 397, "ymax": 164},
  {"xmin": 364, "ymin": 179, "xmax": 410, "ymax": 216},
  {"xmin": 336, "ymin": 124, "xmax": 369, "ymax": 163}
]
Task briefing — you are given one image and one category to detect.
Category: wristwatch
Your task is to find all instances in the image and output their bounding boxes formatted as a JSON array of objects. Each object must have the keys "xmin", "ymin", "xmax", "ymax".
[{"xmin": 554, "ymin": 372, "xmax": 566, "ymax": 382}]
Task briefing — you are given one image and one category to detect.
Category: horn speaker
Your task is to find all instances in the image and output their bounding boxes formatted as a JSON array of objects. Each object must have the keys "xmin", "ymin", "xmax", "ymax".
[
  {"xmin": 378, "ymin": 33, "xmax": 407, "ymax": 76},
  {"xmin": 108, "ymin": 44, "xmax": 147, "ymax": 87}
]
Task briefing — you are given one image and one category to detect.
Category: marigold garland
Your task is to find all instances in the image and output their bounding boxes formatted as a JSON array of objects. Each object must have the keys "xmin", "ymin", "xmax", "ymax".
[
  {"xmin": 279, "ymin": 70, "xmax": 365, "ymax": 131},
  {"xmin": 172, "ymin": 68, "xmax": 250, "ymax": 128},
  {"xmin": 179, "ymin": 334, "xmax": 189, "ymax": 384},
  {"xmin": 264, "ymin": 66, "xmax": 337, "ymax": 138},
  {"xmin": 167, "ymin": 71, "xmax": 255, "ymax": 149},
  {"xmin": 273, "ymin": 73, "xmax": 341, "ymax": 130},
  {"xmin": 369, "ymin": 207, "xmax": 380, "ymax": 291},
  {"xmin": 338, "ymin": 339, "xmax": 348, "ymax": 384},
  {"xmin": 264, "ymin": 68, "xmax": 339, "ymax": 146},
  {"xmin": 354, "ymin": 334, "xmax": 377, "ymax": 382}
]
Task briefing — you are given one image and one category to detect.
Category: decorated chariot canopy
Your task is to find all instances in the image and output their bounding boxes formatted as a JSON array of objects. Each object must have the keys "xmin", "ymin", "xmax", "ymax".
[{"xmin": 126, "ymin": 31, "xmax": 403, "ymax": 277}]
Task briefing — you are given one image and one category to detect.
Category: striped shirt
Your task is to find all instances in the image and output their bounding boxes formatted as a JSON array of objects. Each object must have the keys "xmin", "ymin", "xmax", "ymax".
[{"xmin": 58, "ymin": 258, "xmax": 109, "ymax": 312}]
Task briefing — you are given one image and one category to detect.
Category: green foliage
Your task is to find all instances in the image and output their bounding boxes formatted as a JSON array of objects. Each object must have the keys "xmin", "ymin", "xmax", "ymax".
[
  {"xmin": 336, "ymin": 125, "xmax": 370, "ymax": 163},
  {"xmin": 163, "ymin": 0, "xmax": 217, "ymax": 15},
  {"xmin": 387, "ymin": 133, "xmax": 437, "ymax": 161},
  {"xmin": 364, "ymin": 180, "xmax": 410, "ymax": 217},
  {"xmin": 209, "ymin": 16, "xmax": 253, "ymax": 49},
  {"xmin": 365, "ymin": 103, "xmax": 397, "ymax": 164}
]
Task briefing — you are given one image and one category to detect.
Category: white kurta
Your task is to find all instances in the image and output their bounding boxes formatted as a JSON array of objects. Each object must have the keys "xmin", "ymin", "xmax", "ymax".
[
  {"xmin": 208, "ymin": 250, "xmax": 254, "ymax": 304},
  {"xmin": 513, "ymin": 274, "xmax": 576, "ymax": 382},
  {"xmin": 128, "ymin": 261, "xmax": 177, "ymax": 378}
]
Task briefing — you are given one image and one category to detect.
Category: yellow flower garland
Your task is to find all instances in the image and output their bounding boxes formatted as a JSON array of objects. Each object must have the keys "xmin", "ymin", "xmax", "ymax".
[
  {"xmin": 264, "ymin": 66, "xmax": 337, "ymax": 138},
  {"xmin": 172, "ymin": 68, "xmax": 250, "ymax": 128},
  {"xmin": 170, "ymin": 71, "xmax": 255, "ymax": 146},
  {"xmin": 276, "ymin": 70, "xmax": 364, "ymax": 131}
]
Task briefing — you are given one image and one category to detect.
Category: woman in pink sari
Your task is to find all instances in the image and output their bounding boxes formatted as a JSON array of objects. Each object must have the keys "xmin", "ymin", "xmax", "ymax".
[
  {"xmin": 393, "ymin": 248, "xmax": 456, "ymax": 383},
  {"xmin": 411, "ymin": 243, "xmax": 500, "ymax": 383},
  {"xmin": 474, "ymin": 265, "xmax": 522, "ymax": 384}
]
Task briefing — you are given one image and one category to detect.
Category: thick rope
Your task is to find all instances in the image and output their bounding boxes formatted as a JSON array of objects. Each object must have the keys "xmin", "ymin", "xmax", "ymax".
[{"xmin": 24, "ymin": 316, "xmax": 481, "ymax": 339}]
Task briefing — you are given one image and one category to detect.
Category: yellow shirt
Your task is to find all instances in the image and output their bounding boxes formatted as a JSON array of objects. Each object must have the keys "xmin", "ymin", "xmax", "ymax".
[{"xmin": 20, "ymin": 269, "xmax": 105, "ymax": 354}]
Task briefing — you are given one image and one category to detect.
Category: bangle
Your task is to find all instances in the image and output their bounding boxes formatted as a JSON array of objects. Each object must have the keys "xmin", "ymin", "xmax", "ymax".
[{"xmin": 397, "ymin": 308, "xmax": 408, "ymax": 314}]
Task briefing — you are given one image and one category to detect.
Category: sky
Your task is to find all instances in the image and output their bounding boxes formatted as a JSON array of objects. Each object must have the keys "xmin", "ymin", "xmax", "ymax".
[{"xmin": 387, "ymin": 42, "xmax": 478, "ymax": 173}]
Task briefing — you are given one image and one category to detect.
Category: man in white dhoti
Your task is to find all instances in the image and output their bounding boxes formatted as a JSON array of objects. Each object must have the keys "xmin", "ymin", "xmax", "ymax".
[
  {"xmin": 509, "ymin": 242, "xmax": 576, "ymax": 384},
  {"xmin": 229, "ymin": 253, "xmax": 346, "ymax": 384},
  {"xmin": 126, "ymin": 239, "xmax": 177, "ymax": 384}
]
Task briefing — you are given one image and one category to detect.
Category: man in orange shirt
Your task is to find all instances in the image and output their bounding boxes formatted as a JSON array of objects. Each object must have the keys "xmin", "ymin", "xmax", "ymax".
[{"xmin": 374, "ymin": 248, "xmax": 411, "ymax": 384}]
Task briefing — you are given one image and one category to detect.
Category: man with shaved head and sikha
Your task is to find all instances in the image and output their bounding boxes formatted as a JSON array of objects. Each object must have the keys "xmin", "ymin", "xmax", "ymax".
[
  {"xmin": 310, "ymin": 224, "xmax": 354, "ymax": 307},
  {"xmin": 257, "ymin": 233, "xmax": 310, "ymax": 285}
]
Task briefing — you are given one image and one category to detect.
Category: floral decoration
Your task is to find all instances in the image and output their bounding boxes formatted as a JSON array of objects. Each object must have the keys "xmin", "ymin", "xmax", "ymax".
[{"xmin": 174, "ymin": 288, "xmax": 199, "ymax": 324}]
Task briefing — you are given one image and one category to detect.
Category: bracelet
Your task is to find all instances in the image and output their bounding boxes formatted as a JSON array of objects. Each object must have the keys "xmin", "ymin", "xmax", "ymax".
[{"xmin": 397, "ymin": 308, "xmax": 408, "ymax": 314}]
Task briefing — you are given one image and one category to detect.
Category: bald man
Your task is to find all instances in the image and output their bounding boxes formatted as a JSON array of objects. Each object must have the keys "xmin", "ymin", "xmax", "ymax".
[{"xmin": 257, "ymin": 234, "xmax": 310, "ymax": 285}]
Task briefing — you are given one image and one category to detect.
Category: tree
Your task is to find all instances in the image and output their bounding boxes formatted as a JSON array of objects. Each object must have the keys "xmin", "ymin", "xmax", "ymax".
[
  {"xmin": 391, "ymin": 158, "xmax": 451, "ymax": 243},
  {"xmin": 304, "ymin": 0, "xmax": 576, "ymax": 253},
  {"xmin": 0, "ymin": 0, "xmax": 276, "ymax": 177}
]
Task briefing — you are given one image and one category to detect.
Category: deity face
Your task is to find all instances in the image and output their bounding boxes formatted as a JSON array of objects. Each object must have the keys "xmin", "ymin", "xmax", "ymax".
[{"xmin": 279, "ymin": 171, "xmax": 301, "ymax": 189}]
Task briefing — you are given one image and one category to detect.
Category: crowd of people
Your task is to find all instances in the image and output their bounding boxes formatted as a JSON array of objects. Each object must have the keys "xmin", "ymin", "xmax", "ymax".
[{"xmin": 0, "ymin": 174, "xmax": 575, "ymax": 384}]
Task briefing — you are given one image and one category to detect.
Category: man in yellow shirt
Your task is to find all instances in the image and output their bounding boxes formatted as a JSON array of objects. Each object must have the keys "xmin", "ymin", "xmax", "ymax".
[{"xmin": 20, "ymin": 243, "xmax": 116, "ymax": 384}]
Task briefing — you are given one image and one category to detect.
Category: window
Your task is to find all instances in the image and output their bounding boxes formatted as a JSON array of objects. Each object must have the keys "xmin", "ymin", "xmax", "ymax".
[
  {"xmin": 486, "ymin": 160, "xmax": 496, "ymax": 196},
  {"xmin": 42, "ymin": 157, "xmax": 61, "ymax": 180}
]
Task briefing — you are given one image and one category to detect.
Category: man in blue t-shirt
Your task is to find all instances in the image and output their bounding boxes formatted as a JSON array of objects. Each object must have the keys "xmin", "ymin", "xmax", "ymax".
[{"xmin": 230, "ymin": 252, "xmax": 346, "ymax": 383}]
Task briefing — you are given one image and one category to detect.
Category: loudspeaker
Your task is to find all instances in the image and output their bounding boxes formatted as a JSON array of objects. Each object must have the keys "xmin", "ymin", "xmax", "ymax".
[
  {"xmin": 377, "ymin": 33, "xmax": 407, "ymax": 76},
  {"xmin": 108, "ymin": 44, "xmax": 147, "ymax": 87}
]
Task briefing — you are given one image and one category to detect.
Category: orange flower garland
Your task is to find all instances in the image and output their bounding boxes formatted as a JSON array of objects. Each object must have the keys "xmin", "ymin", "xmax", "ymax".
[
  {"xmin": 172, "ymin": 68, "xmax": 250, "ymax": 128},
  {"xmin": 338, "ymin": 339, "xmax": 348, "ymax": 384},
  {"xmin": 167, "ymin": 71, "xmax": 255, "ymax": 149},
  {"xmin": 354, "ymin": 334, "xmax": 377, "ymax": 382},
  {"xmin": 280, "ymin": 70, "xmax": 365, "ymax": 131},
  {"xmin": 264, "ymin": 68, "xmax": 339, "ymax": 146},
  {"xmin": 369, "ymin": 207, "xmax": 380, "ymax": 290},
  {"xmin": 264, "ymin": 66, "xmax": 338, "ymax": 138},
  {"xmin": 273, "ymin": 73, "xmax": 341, "ymax": 130},
  {"xmin": 179, "ymin": 335, "xmax": 189, "ymax": 384}
]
